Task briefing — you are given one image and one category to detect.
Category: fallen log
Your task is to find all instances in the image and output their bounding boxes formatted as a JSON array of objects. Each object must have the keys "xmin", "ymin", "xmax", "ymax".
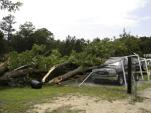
[
  {"xmin": 0, "ymin": 61, "xmax": 78, "ymax": 85},
  {"xmin": 0, "ymin": 68, "xmax": 33, "ymax": 81},
  {"xmin": 48, "ymin": 65, "xmax": 99, "ymax": 84}
]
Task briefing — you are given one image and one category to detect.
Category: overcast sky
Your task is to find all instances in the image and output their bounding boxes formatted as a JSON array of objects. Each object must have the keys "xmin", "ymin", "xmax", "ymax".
[{"xmin": 0, "ymin": 0, "xmax": 151, "ymax": 40}]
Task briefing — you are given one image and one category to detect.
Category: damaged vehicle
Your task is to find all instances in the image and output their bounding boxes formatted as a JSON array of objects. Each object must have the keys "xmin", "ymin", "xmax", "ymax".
[{"xmin": 91, "ymin": 57, "xmax": 142, "ymax": 85}]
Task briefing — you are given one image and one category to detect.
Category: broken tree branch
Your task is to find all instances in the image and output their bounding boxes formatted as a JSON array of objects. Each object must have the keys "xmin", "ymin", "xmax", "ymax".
[{"xmin": 42, "ymin": 66, "xmax": 56, "ymax": 83}]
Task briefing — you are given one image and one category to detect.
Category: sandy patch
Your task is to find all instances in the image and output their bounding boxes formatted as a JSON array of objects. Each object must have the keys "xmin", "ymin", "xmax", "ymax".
[{"xmin": 30, "ymin": 89, "xmax": 151, "ymax": 113}]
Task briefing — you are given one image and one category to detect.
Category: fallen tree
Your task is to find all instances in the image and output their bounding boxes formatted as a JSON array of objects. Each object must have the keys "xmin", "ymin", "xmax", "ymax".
[
  {"xmin": 0, "ymin": 61, "xmax": 79, "ymax": 86},
  {"xmin": 48, "ymin": 65, "xmax": 99, "ymax": 84},
  {"xmin": 0, "ymin": 42, "xmax": 109, "ymax": 86},
  {"xmin": 0, "ymin": 67, "xmax": 48, "ymax": 86},
  {"xmin": 0, "ymin": 54, "xmax": 104, "ymax": 86},
  {"xmin": 0, "ymin": 68, "xmax": 33, "ymax": 81}
]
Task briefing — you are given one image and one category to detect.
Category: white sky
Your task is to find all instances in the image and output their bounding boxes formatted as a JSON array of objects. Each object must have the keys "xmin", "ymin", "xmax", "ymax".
[{"xmin": 0, "ymin": 0, "xmax": 150, "ymax": 40}]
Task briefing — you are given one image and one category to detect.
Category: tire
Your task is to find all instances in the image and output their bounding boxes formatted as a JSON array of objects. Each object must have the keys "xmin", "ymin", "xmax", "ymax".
[{"xmin": 117, "ymin": 75, "xmax": 124, "ymax": 86}]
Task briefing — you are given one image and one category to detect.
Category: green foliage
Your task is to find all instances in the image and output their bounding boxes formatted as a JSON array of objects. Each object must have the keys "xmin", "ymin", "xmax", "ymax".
[
  {"xmin": 12, "ymin": 22, "xmax": 36, "ymax": 51},
  {"xmin": 10, "ymin": 22, "xmax": 55, "ymax": 52},
  {"xmin": 0, "ymin": 0, "xmax": 22, "ymax": 54},
  {"xmin": 8, "ymin": 44, "xmax": 46, "ymax": 70},
  {"xmin": 0, "ymin": 14, "xmax": 16, "ymax": 40},
  {"xmin": 19, "ymin": 22, "xmax": 35, "ymax": 37},
  {"xmin": 112, "ymin": 40, "xmax": 128, "ymax": 56},
  {"xmin": 0, "ymin": 0, "xmax": 22, "ymax": 12},
  {"xmin": 8, "ymin": 51, "xmax": 33, "ymax": 70},
  {"xmin": 1, "ymin": 20, "xmax": 150, "ymax": 60},
  {"xmin": 2, "ymin": 23, "xmax": 151, "ymax": 69},
  {"xmin": 87, "ymin": 38, "xmax": 113, "ymax": 58},
  {"xmin": 49, "ymin": 49, "xmax": 62, "ymax": 64},
  {"xmin": 69, "ymin": 51, "xmax": 101, "ymax": 66},
  {"xmin": 69, "ymin": 39, "xmax": 114, "ymax": 66},
  {"xmin": 118, "ymin": 31, "xmax": 141, "ymax": 55},
  {"xmin": 35, "ymin": 49, "xmax": 64, "ymax": 70},
  {"xmin": 32, "ymin": 28, "xmax": 54, "ymax": 45},
  {"xmin": 0, "ymin": 31, "xmax": 5, "ymax": 55},
  {"xmin": 8, "ymin": 44, "xmax": 65, "ymax": 70},
  {"xmin": 31, "ymin": 44, "xmax": 46, "ymax": 55},
  {"xmin": 140, "ymin": 36, "xmax": 151, "ymax": 54},
  {"xmin": 60, "ymin": 36, "xmax": 86, "ymax": 56}
]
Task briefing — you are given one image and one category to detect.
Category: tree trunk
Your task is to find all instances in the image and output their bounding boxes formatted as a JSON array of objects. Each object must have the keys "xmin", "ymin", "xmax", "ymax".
[
  {"xmin": 0, "ymin": 68, "xmax": 33, "ymax": 81},
  {"xmin": 48, "ymin": 65, "xmax": 99, "ymax": 84},
  {"xmin": 42, "ymin": 62, "xmax": 77, "ymax": 83}
]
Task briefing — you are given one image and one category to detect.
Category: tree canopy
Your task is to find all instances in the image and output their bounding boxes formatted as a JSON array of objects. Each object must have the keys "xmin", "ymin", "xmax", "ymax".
[{"xmin": 0, "ymin": 0, "xmax": 22, "ymax": 12}]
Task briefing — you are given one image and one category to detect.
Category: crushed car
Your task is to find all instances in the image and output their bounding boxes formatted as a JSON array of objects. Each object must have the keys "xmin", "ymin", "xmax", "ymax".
[{"xmin": 91, "ymin": 57, "xmax": 144, "ymax": 85}]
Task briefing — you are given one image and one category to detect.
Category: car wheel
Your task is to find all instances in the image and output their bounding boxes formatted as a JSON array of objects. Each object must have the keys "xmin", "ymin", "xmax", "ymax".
[{"xmin": 117, "ymin": 75, "xmax": 124, "ymax": 86}]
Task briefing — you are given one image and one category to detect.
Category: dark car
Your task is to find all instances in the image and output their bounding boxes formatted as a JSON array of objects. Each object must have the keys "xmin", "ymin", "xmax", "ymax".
[{"xmin": 91, "ymin": 57, "xmax": 142, "ymax": 85}]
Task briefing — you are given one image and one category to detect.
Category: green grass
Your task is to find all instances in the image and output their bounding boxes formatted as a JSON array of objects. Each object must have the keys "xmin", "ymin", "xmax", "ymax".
[
  {"xmin": 138, "ymin": 81, "xmax": 151, "ymax": 90},
  {"xmin": 0, "ymin": 82, "xmax": 151, "ymax": 113},
  {"xmin": 0, "ymin": 85, "xmax": 127, "ymax": 113}
]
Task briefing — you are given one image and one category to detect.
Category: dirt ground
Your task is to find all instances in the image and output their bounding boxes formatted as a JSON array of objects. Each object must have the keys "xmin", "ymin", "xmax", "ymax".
[{"xmin": 31, "ymin": 88, "xmax": 151, "ymax": 113}]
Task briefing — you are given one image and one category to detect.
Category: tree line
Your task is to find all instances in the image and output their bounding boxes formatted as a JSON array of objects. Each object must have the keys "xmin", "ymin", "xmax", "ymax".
[
  {"xmin": 0, "ymin": 0, "xmax": 151, "ymax": 59},
  {"xmin": 1, "ymin": 23, "xmax": 151, "ymax": 58}
]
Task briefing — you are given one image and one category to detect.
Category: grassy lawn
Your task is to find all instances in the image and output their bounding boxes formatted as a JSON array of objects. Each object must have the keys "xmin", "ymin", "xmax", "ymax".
[{"xmin": 0, "ymin": 81, "xmax": 150, "ymax": 113}]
